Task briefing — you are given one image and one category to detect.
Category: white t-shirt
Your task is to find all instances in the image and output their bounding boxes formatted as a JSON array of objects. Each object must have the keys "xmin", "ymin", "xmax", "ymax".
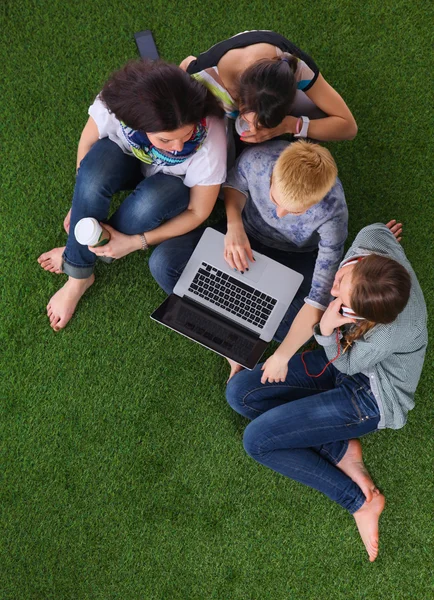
[{"xmin": 88, "ymin": 97, "xmax": 227, "ymax": 188}]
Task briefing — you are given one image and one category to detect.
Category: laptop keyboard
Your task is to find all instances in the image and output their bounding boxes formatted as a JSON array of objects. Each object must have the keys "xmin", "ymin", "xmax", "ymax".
[{"xmin": 188, "ymin": 262, "xmax": 277, "ymax": 329}]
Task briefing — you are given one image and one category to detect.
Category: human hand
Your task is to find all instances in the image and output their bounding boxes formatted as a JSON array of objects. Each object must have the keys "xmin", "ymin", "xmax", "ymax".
[
  {"xmin": 88, "ymin": 224, "xmax": 141, "ymax": 259},
  {"xmin": 179, "ymin": 55, "xmax": 197, "ymax": 71},
  {"xmin": 260, "ymin": 352, "xmax": 289, "ymax": 384},
  {"xmin": 224, "ymin": 224, "xmax": 254, "ymax": 272},
  {"xmin": 385, "ymin": 219, "xmax": 403, "ymax": 242},
  {"xmin": 241, "ymin": 115, "xmax": 299, "ymax": 144},
  {"xmin": 226, "ymin": 358, "xmax": 244, "ymax": 383},
  {"xmin": 319, "ymin": 298, "xmax": 356, "ymax": 336},
  {"xmin": 64, "ymin": 209, "xmax": 71, "ymax": 234}
]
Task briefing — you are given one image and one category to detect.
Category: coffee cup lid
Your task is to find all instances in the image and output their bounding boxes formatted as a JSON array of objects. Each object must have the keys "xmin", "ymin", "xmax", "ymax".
[{"xmin": 74, "ymin": 217, "xmax": 101, "ymax": 246}]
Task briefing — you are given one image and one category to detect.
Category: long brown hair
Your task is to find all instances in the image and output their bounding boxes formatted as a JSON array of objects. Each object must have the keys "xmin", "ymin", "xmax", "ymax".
[
  {"xmin": 343, "ymin": 254, "xmax": 411, "ymax": 350},
  {"xmin": 100, "ymin": 59, "xmax": 225, "ymax": 132}
]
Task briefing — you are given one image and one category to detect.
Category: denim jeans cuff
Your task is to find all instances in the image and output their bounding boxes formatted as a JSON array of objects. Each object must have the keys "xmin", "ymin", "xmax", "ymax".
[
  {"xmin": 333, "ymin": 439, "xmax": 349, "ymax": 465},
  {"xmin": 62, "ymin": 258, "xmax": 94, "ymax": 279},
  {"xmin": 348, "ymin": 492, "xmax": 366, "ymax": 515}
]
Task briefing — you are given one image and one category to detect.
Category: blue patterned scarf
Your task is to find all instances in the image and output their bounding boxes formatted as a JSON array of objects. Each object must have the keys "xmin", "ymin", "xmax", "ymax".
[{"xmin": 120, "ymin": 119, "xmax": 208, "ymax": 166}]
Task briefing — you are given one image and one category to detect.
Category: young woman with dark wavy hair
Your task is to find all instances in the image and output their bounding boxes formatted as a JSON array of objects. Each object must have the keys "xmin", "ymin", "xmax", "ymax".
[
  {"xmin": 38, "ymin": 59, "xmax": 226, "ymax": 330},
  {"xmin": 226, "ymin": 220, "xmax": 427, "ymax": 562},
  {"xmin": 180, "ymin": 30, "xmax": 357, "ymax": 145}
]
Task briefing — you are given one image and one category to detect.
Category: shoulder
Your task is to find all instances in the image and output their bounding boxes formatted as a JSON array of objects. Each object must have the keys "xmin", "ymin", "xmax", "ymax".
[
  {"xmin": 238, "ymin": 140, "xmax": 291, "ymax": 167},
  {"xmin": 317, "ymin": 178, "xmax": 348, "ymax": 217},
  {"xmin": 350, "ymin": 223, "xmax": 403, "ymax": 258},
  {"xmin": 202, "ymin": 116, "xmax": 227, "ymax": 149}
]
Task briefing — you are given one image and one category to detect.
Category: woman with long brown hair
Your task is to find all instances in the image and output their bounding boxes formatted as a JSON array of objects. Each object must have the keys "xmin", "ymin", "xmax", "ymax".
[
  {"xmin": 37, "ymin": 59, "xmax": 226, "ymax": 331},
  {"xmin": 225, "ymin": 220, "xmax": 427, "ymax": 562}
]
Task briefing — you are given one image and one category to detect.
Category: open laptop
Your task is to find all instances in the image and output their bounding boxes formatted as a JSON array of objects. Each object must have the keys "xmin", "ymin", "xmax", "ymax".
[{"xmin": 151, "ymin": 228, "xmax": 304, "ymax": 369}]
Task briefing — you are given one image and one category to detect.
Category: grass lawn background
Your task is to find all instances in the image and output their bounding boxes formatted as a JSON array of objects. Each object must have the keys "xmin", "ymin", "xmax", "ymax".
[{"xmin": 2, "ymin": 1, "xmax": 433, "ymax": 598}]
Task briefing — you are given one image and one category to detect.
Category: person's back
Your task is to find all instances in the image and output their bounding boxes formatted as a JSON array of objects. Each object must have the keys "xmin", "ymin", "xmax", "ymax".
[{"xmin": 316, "ymin": 223, "xmax": 428, "ymax": 428}]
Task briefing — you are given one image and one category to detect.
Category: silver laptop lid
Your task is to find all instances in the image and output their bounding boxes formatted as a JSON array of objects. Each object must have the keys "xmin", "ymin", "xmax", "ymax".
[{"xmin": 174, "ymin": 228, "xmax": 304, "ymax": 343}]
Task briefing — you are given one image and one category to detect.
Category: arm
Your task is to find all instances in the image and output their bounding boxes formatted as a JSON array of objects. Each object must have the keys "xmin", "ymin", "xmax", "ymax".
[
  {"xmin": 89, "ymin": 184, "xmax": 220, "ymax": 259},
  {"xmin": 242, "ymin": 74, "xmax": 358, "ymax": 144},
  {"xmin": 76, "ymin": 117, "xmax": 99, "ymax": 171},
  {"xmin": 303, "ymin": 75, "xmax": 358, "ymax": 141},
  {"xmin": 179, "ymin": 55, "xmax": 197, "ymax": 71},
  {"xmin": 223, "ymin": 187, "xmax": 254, "ymax": 271},
  {"xmin": 314, "ymin": 305, "xmax": 393, "ymax": 376},
  {"xmin": 260, "ymin": 304, "xmax": 324, "ymax": 383},
  {"xmin": 144, "ymin": 183, "xmax": 220, "ymax": 245},
  {"xmin": 261, "ymin": 207, "xmax": 347, "ymax": 383}
]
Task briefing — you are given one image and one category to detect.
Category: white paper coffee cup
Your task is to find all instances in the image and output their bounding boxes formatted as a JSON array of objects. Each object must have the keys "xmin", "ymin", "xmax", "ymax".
[{"xmin": 74, "ymin": 217, "xmax": 106, "ymax": 246}]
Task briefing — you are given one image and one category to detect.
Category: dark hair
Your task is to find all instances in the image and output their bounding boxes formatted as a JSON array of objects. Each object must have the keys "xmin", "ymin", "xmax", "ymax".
[
  {"xmin": 100, "ymin": 59, "xmax": 224, "ymax": 132},
  {"xmin": 343, "ymin": 254, "xmax": 411, "ymax": 349},
  {"xmin": 239, "ymin": 53, "xmax": 298, "ymax": 129}
]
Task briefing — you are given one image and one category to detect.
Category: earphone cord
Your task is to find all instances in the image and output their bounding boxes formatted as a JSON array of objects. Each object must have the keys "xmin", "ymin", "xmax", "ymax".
[{"xmin": 301, "ymin": 328, "xmax": 341, "ymax": 377}]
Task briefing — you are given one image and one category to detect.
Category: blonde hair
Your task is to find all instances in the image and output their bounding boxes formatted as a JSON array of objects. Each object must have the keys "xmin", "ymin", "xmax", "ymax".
[{"xmin": 272, "ymin": 141, "xmax": 338, "ymax": 211}]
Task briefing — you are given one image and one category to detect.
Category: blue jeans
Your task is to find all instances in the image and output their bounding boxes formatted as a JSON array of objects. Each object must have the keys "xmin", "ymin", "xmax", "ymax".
[
  {"xmin": 149, "ymin": 222, "xmax": 317, "ymax": 342},
  {"xmin": 226, "ymin": 350, "xmax": 380, "ymax": 513},
  {"xmin": 63, "ymin": 138, "xmax": 190, "ymax": 278}
]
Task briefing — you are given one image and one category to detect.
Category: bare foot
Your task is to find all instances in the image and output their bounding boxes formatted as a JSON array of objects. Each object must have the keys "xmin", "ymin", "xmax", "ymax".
[
  {"xmin": 353, "ymin": 493, "xmax": 385, "ymax": 562},
  {"xmin": 226, "ymin": 357, "xmax": 244, "ymax": 382},
  {"xmin": 337, "ymin": 439, "xmax": 378, "ymax": 503},
  {"xmin": 38, "ymin": 247, "xmax": 65, "ymax": 274},
  {"xmin": 46, "ymin": 275, "xmax": 94, "ymax": 331}
]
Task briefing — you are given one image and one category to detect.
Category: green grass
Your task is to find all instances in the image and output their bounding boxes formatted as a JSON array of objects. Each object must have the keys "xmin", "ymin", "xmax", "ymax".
[{"xmin": 2, "ymin": 1, "xmax": 433, "ymax": 598}]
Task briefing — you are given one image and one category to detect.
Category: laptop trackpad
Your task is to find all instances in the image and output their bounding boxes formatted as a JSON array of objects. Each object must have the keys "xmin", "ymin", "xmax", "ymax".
[{"xmin": 242, "ymin": 252, "xmax": 266, "ymax": 283}]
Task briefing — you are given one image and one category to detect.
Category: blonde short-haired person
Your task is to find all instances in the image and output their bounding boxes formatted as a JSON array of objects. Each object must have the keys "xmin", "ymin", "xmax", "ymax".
[{"xmin": 149, "ymin": 140, "xmax": 348, "ymax": 379}]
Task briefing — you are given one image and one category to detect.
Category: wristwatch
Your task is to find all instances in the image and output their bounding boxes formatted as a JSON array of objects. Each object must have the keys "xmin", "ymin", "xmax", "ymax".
[{"xmin": 294, "ymin": 115, "xmax": 310, "ymax": 138}]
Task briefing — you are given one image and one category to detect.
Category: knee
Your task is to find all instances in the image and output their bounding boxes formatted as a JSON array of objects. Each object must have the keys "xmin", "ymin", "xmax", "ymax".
[
  {"xmin": 74, "ymin": 165, "xmax": 109, "ymax": 209},
  {"xmin": 225, "ymin": 376, "xmax": 245, "ymax": 414},
  {"xmin": 242, "ymin": 420, "xmax": 263, "ymax": 459},
  {"xmin": 148, "ymin": 243, "xmax": 178, "ymax": 295}
]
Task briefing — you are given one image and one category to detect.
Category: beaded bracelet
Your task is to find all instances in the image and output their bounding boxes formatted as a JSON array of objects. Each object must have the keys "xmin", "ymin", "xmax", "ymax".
[{"xmin": 139, "ymin": 233, "xmax": 149, "ymax": 251}]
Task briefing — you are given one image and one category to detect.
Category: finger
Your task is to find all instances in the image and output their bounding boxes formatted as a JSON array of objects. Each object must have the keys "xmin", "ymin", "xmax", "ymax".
[
  {"xmin": 246, "ymin": 246, "xmax": 255, "ymax": 264},
  {"xmin": 385, "ymin": 219, "xmax": 396, "ymax": 229},
  {"xmin": 224, "ymin": 250, "xmax": 237, "ymax": 270},
  {"xmin": 101, "ymin": 223, "xmax": 114, "ymax": 233},
  {"xmin": 233, "ymin": 250, "xmax": 245, "ymax": 273},
  {"xmin": 339, "ymin": 317, "xmax": 357, "ymax": 326},
  {"xmin": 260, "ymin": 374, "xmax": 267, "ymax": 384},
  {"xmin": 239, "ymin": 249, "xmax": 250, "ymax": 271},
  {"xmin": 330, "ymin": 298, "xmax": 343, "ymax": 311},
  {"xmin": 88, "ymin": 245, "xmax": 107, "ymax": 256},
  {"xmin": 397, "ymin": 237, "xmax": 402, "ymax": 243}
]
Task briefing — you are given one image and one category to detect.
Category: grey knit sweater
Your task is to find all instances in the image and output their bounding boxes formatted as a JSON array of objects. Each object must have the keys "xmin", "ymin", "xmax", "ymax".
[{"xmin": 314, "ymin": 223, "xmax": 428, "ymax": 429}]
